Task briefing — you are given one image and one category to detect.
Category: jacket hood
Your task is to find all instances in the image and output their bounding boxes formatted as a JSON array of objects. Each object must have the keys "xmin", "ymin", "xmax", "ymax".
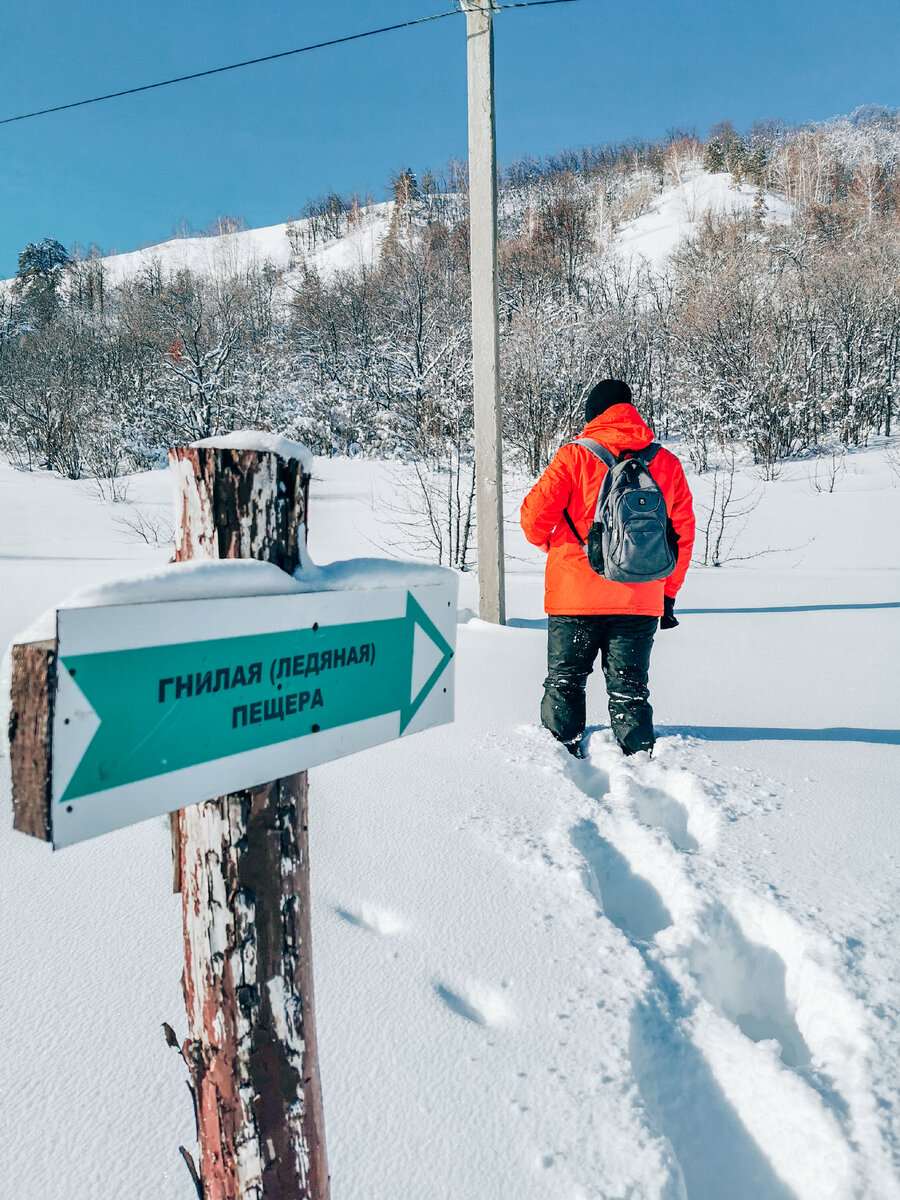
[{"xmin": 580, "ymin": 403, "xmax": 655, "ymax": 455}]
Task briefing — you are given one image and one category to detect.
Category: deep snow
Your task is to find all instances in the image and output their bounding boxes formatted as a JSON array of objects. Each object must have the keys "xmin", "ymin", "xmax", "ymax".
[{"xmin": 2, "ymin": 444, "xmax": 900, "ymax": 1199}]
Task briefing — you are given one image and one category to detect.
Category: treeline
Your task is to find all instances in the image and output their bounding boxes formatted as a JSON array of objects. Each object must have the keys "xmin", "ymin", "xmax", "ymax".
[{"xmin": 1, "ymin": 107, "xmax": 899, "ymax": 564}]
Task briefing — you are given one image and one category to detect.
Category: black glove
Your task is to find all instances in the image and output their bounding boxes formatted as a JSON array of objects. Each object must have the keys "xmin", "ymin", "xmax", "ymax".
[{"xmin": 660, "ymin": 595, "xmax": 679, "ymax": 630}]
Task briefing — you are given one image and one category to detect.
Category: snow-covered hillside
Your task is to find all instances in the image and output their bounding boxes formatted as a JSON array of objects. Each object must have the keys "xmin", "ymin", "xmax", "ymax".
[
  {"xmin": 616, "ymin": 171, "xmax": 791, "ymax": 270},
  {"xmin": 2, "ymin": 444, "xmax": 899, "ymax": 1199},
  {"xmin": 2, "ymin": 170, "xmax": 791, "ymax": 292},
  {"xmin": 1, "ymin": 201, "xmax": 394, "ymax": 294},
  {"xmin": 95, "ymin": 201, "xmax": 393, "ymax": 287}
]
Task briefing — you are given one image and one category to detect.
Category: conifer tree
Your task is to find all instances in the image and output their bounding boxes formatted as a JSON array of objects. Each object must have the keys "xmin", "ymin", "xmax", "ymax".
[{"xmin": 13, "ymin": 237, "xmax": 71, "ymax": 321}]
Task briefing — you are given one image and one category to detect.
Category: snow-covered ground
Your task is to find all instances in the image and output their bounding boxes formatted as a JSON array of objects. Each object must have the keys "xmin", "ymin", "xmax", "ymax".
[{"xmin": 2, "ymin": 443, "xmax": 900, "ymax": 1199}]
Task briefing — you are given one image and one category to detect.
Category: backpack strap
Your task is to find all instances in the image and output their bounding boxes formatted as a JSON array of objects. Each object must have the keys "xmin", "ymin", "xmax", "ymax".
[
  {"xmin": 570, "ymin": 437, "xmax": 617, "ymax": 468},
  {"xmin": 573, "ymin": 438, "xmax": 661, "ymax": 466},
  {"xmin": 562, "ymin": 508, "xmax": 585, "ymax": 546},
  {"xmin": 561, "ymin": 438, "xmax": 616, "ymax": 545},
  {"xmin": 634, "ymin": 442, "xmax": 661, "ymax": 464}
]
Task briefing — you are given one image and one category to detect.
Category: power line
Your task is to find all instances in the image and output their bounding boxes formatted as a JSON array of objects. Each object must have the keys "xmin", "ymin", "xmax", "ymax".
[
  {"xmin": 0, "ymin": 0, "xmax": 579, "ymax": 127},
  {"xmin": 1, "ymin": 11, "xmax": 458, "ymax": 126}
]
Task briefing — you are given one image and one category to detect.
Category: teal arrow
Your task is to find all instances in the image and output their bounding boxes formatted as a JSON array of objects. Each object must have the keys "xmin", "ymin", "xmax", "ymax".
[{"xmin": 59, "ymin": 592, "xmax": 453, "ymax": 803}]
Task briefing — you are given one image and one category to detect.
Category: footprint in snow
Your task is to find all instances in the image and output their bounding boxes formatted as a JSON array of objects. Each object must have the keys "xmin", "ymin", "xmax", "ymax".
[
  {"xmin": 685, "ymin": 905, "xmax": 811, "ymax": 1069},
  {"xmin": 570, "ymin": 818, "xmax": 673, "ymax": 941},
  {"xmin": 629, "ymin": 975, "xmax": 798, "ymax": 1200},
  {"xmin": 435, "ymin": 979, "xmax": 515, "ymax": 1027},
  {"xmin": 335, "ymin": 903, "xmax": 408, "ymax": 937},
  {"xmin": 623, "ymin": 778, "xmax": 699, "ymax": 852}
]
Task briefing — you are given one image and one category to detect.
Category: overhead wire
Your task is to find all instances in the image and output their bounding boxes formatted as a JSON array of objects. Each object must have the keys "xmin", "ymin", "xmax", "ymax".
[{"xmin": 0, "ymin": 0, "xmax": 579, "ymax": 127}]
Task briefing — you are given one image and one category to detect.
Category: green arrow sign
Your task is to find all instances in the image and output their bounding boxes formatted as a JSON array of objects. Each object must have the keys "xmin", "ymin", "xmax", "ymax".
[{"xmin": 58, "ymin": 591, "xmax": 453, "ymax": 804}]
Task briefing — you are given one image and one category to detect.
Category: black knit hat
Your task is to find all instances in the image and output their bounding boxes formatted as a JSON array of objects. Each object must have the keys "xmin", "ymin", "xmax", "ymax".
[{"xmin": 585, "ymin": 379, "xmax": 632, "ymax": 423}]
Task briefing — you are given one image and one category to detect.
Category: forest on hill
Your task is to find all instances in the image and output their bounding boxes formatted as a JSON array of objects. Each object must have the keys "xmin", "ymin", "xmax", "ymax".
[{"xmin": 2, "ymin": 106, "xmax": 899, "ymax": 565}]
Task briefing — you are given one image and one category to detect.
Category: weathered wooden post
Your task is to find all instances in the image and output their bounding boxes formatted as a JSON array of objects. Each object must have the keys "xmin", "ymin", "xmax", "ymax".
[
  {"xmin": 9, "ymin": 640, "xmax": 55, "ymax": 840},
  {"xmin": 168, "ymin": 442, "xmax": 329, "ymax": 1199}
]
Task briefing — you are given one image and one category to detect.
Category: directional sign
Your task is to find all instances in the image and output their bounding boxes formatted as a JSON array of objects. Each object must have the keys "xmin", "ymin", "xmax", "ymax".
[{"xmin": 51, "ymin": 582, "xmax": 456, "ymax": 848}]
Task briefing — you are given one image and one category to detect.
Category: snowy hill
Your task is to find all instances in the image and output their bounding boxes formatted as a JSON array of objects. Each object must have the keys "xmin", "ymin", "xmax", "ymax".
[
  {"xmin": 2, "ymin": 445, "xmax": 900, "ymax": 1198},
  {"xmin": 95, "ymin": 201, "xmax": 393, "ymax": 287},
  {"xmin": 2, "ymin": 171, "xmax": 791, "ymax": 291},
  {"xmin": 1, "ymin": 201, "xmax": 394, "ymax": 293}
]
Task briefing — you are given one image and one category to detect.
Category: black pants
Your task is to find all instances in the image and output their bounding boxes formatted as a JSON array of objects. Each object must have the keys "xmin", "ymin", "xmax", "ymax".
[{"xmin": 541, "ymin": 614, "xmax": 658, "ymax": 754}]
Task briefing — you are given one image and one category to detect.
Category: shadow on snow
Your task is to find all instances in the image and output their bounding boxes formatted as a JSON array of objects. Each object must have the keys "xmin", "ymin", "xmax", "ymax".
[{"xmin": 659, "ymin": 725, "xmax": 900, "ymax": 746}]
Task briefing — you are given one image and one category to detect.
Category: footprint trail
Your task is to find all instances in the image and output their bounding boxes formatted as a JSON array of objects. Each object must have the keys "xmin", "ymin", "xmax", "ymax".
[{"xmin": 523, "ymin": 725, "xmax": 899, "ymax": 1199}]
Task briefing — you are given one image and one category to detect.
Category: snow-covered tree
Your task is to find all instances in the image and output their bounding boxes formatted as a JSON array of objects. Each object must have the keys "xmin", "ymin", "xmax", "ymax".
[{"xmin": 13, "ymin": 237, "xmax": 72, "ymax": 321}]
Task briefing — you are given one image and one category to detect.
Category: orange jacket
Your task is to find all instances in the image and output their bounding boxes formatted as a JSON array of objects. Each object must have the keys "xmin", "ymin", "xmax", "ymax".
[{"xmin": 520, "ymin": 404, "xmax": 695, "ymax": 616}]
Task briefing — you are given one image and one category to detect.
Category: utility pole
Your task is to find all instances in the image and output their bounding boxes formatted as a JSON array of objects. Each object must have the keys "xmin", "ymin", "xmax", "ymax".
[{"xmin": 463, "ymin": 0, "xmax": 506, "ymax": 624}]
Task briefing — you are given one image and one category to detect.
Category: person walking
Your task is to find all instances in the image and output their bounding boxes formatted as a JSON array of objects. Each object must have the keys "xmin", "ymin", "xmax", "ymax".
[{"xmin": 520, "ymin": 379, "xmax": 695, "ymax": 758}]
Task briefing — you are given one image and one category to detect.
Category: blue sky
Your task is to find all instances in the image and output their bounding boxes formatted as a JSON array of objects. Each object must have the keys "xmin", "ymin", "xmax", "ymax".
[{"xmin": 1, "ymin": 0, "xmax": 898, "ymax": 276}]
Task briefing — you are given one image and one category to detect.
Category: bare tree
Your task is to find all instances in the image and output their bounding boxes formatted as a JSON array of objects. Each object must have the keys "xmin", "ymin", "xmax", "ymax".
[{"xmin": 693, "ymin": 452, "xmax": 762, "ymax": 567}]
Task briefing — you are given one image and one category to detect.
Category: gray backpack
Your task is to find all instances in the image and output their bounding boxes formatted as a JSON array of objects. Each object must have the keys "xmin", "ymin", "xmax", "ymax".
[{"xmin": 562, "ymin": 438, "xmax": 677, "ymax": 583}]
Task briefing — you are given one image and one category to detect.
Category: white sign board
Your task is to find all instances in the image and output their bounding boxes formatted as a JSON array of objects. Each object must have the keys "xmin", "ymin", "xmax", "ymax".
[{"xmin": 51, "ymin": 582, "xmax": 457, "ymax": 848}]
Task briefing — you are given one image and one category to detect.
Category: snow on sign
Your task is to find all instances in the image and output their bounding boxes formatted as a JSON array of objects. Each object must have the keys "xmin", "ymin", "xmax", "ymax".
[{"xmin": 50, "ymin": 582, "xmax": 456, "ymax": 848}]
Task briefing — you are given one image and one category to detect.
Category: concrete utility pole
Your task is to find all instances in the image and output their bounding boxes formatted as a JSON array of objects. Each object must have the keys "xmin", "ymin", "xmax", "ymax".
[{"xmin": 463, "ymin": 0, "xmax": 506, "ymax": 624}]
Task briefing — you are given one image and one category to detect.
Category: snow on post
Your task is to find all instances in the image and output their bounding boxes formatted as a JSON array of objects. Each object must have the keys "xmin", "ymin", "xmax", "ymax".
[{"xmin": 169, "ymin": 439, "xmax": 329, "ymax": 1200}]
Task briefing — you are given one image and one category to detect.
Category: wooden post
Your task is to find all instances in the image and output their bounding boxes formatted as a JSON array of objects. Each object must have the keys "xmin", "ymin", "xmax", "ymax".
[
  {"xmin": 169, "ymin": 445, "xmax": 329, "ymax": 1200},
  {"xmin": 464, "ymin": 0, "xmax": 506, "ymax": 625},
  {"xmin": 8, "ymin": 640, "xmax": 56, "ymax": 841}
]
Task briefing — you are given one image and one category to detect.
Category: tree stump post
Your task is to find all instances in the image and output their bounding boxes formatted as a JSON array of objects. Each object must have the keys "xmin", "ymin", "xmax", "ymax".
[{"xmin": 169, "ymin": 445, "xmax": 329, "ymax": 1200}]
